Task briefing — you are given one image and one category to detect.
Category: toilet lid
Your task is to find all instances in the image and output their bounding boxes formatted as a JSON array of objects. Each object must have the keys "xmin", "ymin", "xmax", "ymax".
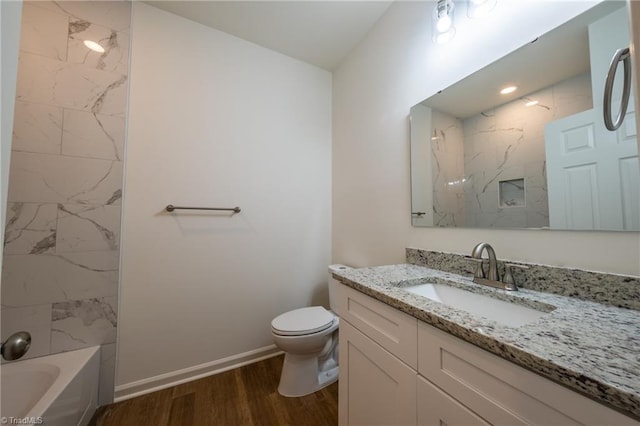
[{"xmin": 272, "ymin": 306, "xmax": 335, "ymax": 336}]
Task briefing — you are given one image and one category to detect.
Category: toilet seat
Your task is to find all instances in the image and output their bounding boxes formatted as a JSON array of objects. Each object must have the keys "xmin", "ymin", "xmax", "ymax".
[{"xmin": 272, "ymin": 306, "xmax": 335, "ymax": 336}]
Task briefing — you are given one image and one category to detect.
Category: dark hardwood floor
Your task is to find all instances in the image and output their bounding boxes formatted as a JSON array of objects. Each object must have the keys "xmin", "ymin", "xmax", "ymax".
[{"xmin": 92, "ymin": 355, "xmax": 338, "ymax": 426}]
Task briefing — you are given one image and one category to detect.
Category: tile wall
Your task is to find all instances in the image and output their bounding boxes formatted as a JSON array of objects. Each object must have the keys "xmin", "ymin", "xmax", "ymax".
[
  {"xmin": 462, "ymin": 73, "xmax": 593, "ymax": 228},
  {"xmin": 1, "ymin": 0, "xmax": 130, "ymax": 405},
  {"xmin": 430, "ymin": 109, "xmax": 465, "ymax": 227}
]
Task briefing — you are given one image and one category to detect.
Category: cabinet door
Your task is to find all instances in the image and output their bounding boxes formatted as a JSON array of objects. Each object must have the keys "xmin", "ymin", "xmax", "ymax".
[
  {"xmin": 339, "ymin": 321, "xmax": 416, "ymax": 426},
  {"xmin": 417, "ymin": 376, "xmax": 489, "ymax": 426}
]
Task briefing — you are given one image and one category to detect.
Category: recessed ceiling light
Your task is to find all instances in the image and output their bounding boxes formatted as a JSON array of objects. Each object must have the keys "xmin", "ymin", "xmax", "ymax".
[
  {"xmin": 525, "ymin": 100, "xmax": 539, "ymax": 107},
  {"xmin": 83, "ymin": 40, "xmax": 105, "ymax": 53},
  {"xmin": 500, "ymin": 86, "xmax": 518, "ymax": 95}
]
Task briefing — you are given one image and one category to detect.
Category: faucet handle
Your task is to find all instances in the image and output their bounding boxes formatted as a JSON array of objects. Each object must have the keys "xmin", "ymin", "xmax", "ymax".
[
  {"xmin": 464, "ymin": 256, "xmax": 485, "ymax": 279},
  {"xmin": 505, "ymin": 263, "xmax": 529, "ymax": 270},
  {"xmin": 502, "ymin": 263, "xmax": 529, "ymax": 290}
]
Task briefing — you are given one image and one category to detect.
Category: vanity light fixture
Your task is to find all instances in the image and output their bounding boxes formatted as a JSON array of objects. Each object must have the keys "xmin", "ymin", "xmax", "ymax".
[
  {"xmin": 500, "ymin": 85, "xmax": 518, "ymax": 95},
  {"xmin": 433, "ymin": 0, "xmax": 456, "ymax": 44},
  {"xmin": 467, "ymin": 0, "xmax": 497, "ymax": 19},
  {"xmin": 83, "ymin": 40, "xmax": 105, "ymax": 53}
]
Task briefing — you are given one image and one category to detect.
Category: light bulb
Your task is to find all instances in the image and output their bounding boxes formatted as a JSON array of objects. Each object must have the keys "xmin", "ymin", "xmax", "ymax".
[
  {"xmin": 500, "ymin": 86, "xmax": 518, "ymax": 95},
  {"xmin": 83, "ymin": 40, "xmax": 105, "ymax": 53},
  {"xmin": 436, "ymin": 15, "xmax": 452, "ymax": 32},
  {"xmin": 432, "ymin": 0, "xmax": 456, "ymax": 44}
]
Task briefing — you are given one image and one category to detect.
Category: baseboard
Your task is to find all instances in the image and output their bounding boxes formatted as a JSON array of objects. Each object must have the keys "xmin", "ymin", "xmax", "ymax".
[{"xmin": 114, "ymin": 345, "xmax": 283, "ymax": 402}]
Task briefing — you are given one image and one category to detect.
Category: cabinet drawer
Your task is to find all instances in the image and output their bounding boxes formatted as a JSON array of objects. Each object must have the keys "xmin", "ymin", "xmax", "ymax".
[
  {"xmin": 418, "ymin": 322, "xmax": 637, "ymax": 425},
  {"xmin": 417, "ymin": 376, "xmax": 489, "ymax": 426},
  {"xmin": 338, "ymin": 284, "xmax": 417, "ymax": 369}
]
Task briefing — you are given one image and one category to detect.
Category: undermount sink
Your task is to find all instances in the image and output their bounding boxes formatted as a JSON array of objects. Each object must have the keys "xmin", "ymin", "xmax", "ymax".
[{"xmin": 404, "ymin": 283, "xmax": 552, "ymax": 327}]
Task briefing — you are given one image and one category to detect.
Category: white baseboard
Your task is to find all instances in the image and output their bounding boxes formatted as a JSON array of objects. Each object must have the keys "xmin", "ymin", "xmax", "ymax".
[{"xmin": 114, "ymin": 345, "xmax": 283, "ymax": 402}]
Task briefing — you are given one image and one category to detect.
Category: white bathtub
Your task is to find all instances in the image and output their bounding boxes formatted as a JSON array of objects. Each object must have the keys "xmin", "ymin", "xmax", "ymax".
[{"xmin": 1, "ymin": 346, "xmax": 100, "ymax": 426}]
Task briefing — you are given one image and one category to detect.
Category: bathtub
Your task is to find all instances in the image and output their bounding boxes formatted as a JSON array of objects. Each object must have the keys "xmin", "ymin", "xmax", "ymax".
[{"xmin": 1, "ymin": 346, "xmax": 100, "ymax": 426}]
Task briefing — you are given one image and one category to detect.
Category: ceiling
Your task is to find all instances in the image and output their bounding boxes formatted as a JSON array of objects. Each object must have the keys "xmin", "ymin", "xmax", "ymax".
[
  {"xmin": 145, "ymin": 1, "xmax": 394, "ymax": 71},
  {"xmin": 418, "ymin": 1, "xmax": 624, "ymax": 118}
]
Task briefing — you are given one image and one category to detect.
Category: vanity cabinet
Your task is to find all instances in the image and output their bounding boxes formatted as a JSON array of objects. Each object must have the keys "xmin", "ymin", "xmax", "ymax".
[
  {"xmin": 337, "ymin": 283, "xmax": 638, "ymax": 426},
  {"xmin": 338, "ymin": 284, "xmax": 417, "ymax": 425}
]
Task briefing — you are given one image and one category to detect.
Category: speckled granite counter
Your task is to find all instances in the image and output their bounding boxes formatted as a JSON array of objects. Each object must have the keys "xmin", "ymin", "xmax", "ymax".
[{"xmin": 332, "ymin": 264, "xmax": 640, "ymax": 420}]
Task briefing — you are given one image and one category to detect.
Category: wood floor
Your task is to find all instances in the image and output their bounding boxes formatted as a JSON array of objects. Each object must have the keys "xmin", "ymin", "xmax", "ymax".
[{"xmin": 92, "ymin": 355, "xmax": 338, "ymax": 426}]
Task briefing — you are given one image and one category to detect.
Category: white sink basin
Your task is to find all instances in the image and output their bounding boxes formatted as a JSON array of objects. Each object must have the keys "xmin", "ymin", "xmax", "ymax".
[{"xmin": 405, "ymin": 283, "xmax": 551, "ymax": 327}]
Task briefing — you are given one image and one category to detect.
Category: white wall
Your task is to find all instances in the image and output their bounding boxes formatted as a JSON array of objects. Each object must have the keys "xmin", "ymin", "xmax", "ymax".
[
  {"xmin": 0, "ymin": 0, "xmax": 22, "ymax": 259},
  {"xmin": 333, "ymin": 0, "xmax": 640, "ymax": 276},
  {"xmin": 117, "ymin": 3, "xmax": 332, "ymax": 391}
]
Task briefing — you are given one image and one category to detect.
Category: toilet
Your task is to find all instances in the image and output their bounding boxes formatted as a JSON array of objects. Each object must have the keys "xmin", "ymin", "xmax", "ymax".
[{"xmin": 271, "ymin": 264, "xmax": 349, "ymax": 397}]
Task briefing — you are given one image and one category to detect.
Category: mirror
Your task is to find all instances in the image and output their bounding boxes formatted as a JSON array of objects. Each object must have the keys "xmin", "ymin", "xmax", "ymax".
[{"xmin": 410, "ymin": 1, "xmax": 640, "ymax": 231}]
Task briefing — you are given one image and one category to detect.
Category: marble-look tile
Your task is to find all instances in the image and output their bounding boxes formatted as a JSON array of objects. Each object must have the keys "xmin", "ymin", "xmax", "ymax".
[
  {"xmin": 1, "ymin": 251, "xmax": 119, "ymax": 307},
  {"xmin": 98, "ymin": 343, "xmax": 117, "ymax": 405},
  {"xmin": 0, "ymin": 304, "xmax": 52, "ymax": 361},
  {"xmin": 16, "ymin": 52, "xmax": 128, "ymax": 116},
  {"xmin": 56, "ymin": 204, "xmax": 121, "ymax": 253},
  {"xmin": 68, "ymin": 20, "xmax": 130, "ymax": 74},
  {"xmin": 62, "ymin": 110, "xmax": 124, "ymax": 160},
  {"xmin": 8, "ymin": 152, "xmax": 123, "ymax": 205},
  {"xmin": 460, "ymin": 74, "xmax": 595, "ymax": 229},
  {"xmin": 51, "ymin": 296, "xmax": 117, "ymax": 352},
  {"xmin": 4, "ymin": 202, "xmax": 57, "ymax": 255},
  {"xmin": 19, "ymin": 3, "xmax": 69, "ymax": 61},
  {"xmin": 33, "ymin": 1, "xmax": 132, "ymax": 32},
  {"xmin": 12, "ymin": 101, "xmax": 63, "ymax": 154}
]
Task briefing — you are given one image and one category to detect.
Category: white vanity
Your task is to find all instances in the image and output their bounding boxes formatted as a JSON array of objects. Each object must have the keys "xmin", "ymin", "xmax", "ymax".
[{"xmin": 334, "ymin": 264, "xmax": 640, "ymax": 425}]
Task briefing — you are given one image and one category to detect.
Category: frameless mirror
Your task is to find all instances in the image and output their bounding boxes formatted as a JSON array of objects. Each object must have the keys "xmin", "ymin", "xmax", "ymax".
[{"xmin": 410, "ymin": 1, "xmax": 639, "ymax": 231}]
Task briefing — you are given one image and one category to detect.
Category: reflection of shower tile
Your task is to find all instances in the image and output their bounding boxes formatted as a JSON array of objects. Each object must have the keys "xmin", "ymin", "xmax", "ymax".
[
  {"xmin": 68, "ymin": 20, "xmax": 130, "ymax": 74},
  {"xmin": 16, "ymin": 53, "xmax": 128, "ymax": 116},
  {"xmin": 1, "ymin": 252, "xmax": 119, "ymax": 307},
  {"xmin": 12, "ymin": 101, "xmax": 63, "ymax": 154},
  {"xmin": 8, "ymin": 152, "xmax": 123, "ymax": 205},
  {"xmin": 526, "ymin": 210, "xmax": 550, "ymax": 229},
  {"xmin": 56, "ymin": 204, "xmax": 121, "ymax": 253},
  {"xmin": 62, "ymin": 110, "xmax": 124, "ymax": 160},
  {"xmin": 99, "ymin": 343, "xmax": 117, "ymax": 405},
  {"xmin": 4, "ymin": 202, "xmax": 57, "ymax": 255},
  {"xmin": 32, "ymin": 1, "xmax": 132, "ymax": 32},
  {"xmin": 1, "ymin": 304, "xmax": 52, "ymax": 360},
  {"xmin": 19, "ymin": 3, "xmax": 69, "ymax": 61},
  {"xmin": 51, "ymin": 296, "xmax": 118, "ymax": 352}
]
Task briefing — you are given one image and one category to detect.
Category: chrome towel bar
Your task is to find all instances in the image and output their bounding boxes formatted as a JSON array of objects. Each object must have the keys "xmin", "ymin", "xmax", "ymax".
[{"xmin": 166, "ymin": 205, "xmax": 241, "ymax": 213}]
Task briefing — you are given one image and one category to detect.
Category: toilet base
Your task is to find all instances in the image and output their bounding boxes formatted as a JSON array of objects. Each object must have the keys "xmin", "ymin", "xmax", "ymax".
[{"xmin": 277, "ymin": 352, "xmax": 339, "ymax": 397}]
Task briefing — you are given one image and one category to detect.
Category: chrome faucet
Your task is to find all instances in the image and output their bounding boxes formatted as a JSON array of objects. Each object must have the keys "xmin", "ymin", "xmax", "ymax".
[
  {"xmin": 470, "ymin": 242, "xmax": 518, "ymax": 291},
  {"xmin": 471, "ymin": 242, "xmax": 500, "ymax": 282}
]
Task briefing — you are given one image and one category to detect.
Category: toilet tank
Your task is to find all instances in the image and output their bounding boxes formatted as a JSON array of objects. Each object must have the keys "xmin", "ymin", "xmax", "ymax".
[{"xmin": 328, "ymin": 264, "xmax": 351, "ymax": 315}]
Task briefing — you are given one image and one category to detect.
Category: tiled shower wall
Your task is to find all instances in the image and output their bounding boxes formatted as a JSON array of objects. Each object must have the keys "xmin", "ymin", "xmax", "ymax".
[
  {"xmin": 462, "ymin": 73, "xmax": 593, "ymax": 228},
  {"xmin": 430, "ymin": 109, "xmax": 465, "ymax": 227},
  {"xmin": 1, "ymin": 1, "xmax": 130, "ymax": 404}
]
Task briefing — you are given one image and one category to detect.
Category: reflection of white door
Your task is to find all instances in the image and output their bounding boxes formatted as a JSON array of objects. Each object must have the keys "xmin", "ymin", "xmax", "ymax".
[{"xmin": 545, "ymin": 103, "xmax": 639, "ymax": 230}]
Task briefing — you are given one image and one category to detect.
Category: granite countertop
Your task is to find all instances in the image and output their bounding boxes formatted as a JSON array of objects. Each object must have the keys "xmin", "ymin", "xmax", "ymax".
[{"xmin": 332, "ymin": 264, "xmax": 640, "ymax": 420}]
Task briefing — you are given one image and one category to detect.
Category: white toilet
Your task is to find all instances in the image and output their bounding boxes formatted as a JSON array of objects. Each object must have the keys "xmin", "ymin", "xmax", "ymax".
[{"xmin": 271, "ymin": 264, "xmax": 349, "ymax": 397}]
